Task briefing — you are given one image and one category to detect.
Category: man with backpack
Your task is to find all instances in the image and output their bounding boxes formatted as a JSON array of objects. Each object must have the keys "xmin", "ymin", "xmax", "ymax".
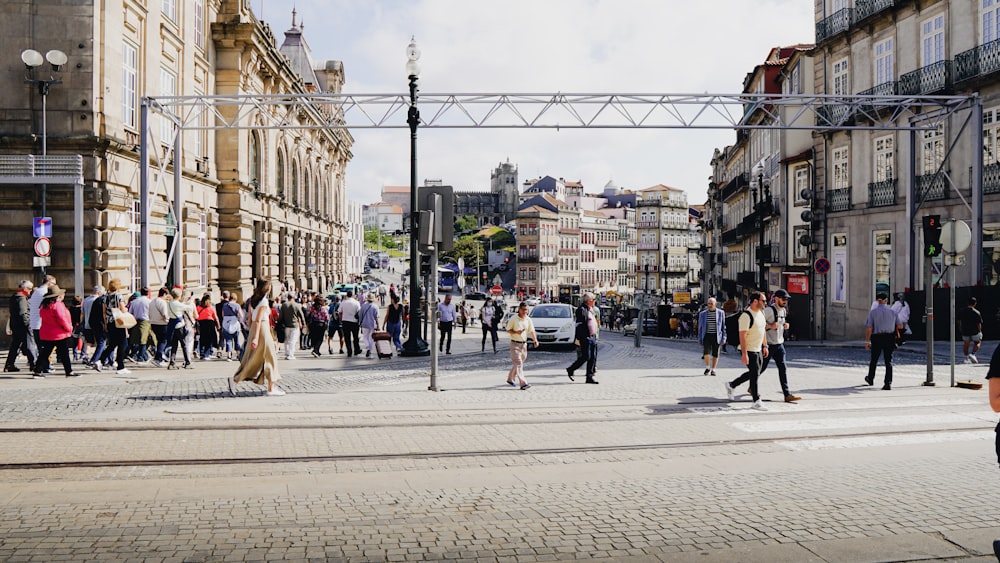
[
  {"xmin": 723, "ymin": 291, "xmax": 769, "ymax": 411},
  {"xmin": 760, "ymin": 289, "xmax": 800, "ymax": 402}
]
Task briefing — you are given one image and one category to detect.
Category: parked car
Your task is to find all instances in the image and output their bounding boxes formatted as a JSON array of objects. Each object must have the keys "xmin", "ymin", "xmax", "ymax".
[
  {"xmin": 465, "ymin": 292, "xmax": 489, "ymax": 302},
  {"xmin": 623, "ymin": 317, "xmax": 657, "ymax": 337},
  {"xmin": 524, "ymin": 296, "xmax": 541, "ymax": 307},
  {"xmin": 528, "ymin": 303, "xmax": 575, "ymax": 349}
]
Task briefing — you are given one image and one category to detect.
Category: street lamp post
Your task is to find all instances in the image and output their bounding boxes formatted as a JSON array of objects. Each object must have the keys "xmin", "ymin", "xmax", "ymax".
[
  {"xmin": 401, "ymin": 38, "xmax": 429, "ymax": 357},
  {"xmin": 21, "ymin": 48, "xmax": 67, "ymax": 276}
]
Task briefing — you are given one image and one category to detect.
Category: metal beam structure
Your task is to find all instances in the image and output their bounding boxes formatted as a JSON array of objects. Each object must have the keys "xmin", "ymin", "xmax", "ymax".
[
  {"xmin": 139, "ymin": 91, "xmax": 984, "ymax": 300},
  {"xmin": 146, "ymin": 92, "xmax": 975, "ymax": 131}
]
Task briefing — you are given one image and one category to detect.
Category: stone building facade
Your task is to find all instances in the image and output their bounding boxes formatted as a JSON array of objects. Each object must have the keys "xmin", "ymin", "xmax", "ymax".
[{"xmin": 0, "ymin": 1, "xmax": 351, "ymax": 301}]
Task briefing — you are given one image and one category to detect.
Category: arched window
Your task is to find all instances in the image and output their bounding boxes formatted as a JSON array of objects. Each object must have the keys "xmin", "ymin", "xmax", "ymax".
[
  {"xmin": 276, "ymin": 148, "xmax": 285, "ymax": 199},
  {"xmin": 303, "ymin": 165, "xmax": 311, "ymax": 211},
  {"xmin": 249, "ymin": 132, "xmax": 261, "ymax": 189},
  {"xmin": 291, "ymin": 159, "xmax": 300, "ymax": 206}
]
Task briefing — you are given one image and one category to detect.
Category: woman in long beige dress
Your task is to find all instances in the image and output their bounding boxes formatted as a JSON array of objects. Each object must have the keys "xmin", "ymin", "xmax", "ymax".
[{"xmin": 229, "ymin": 278, "xmax": 283, "ymax": 396}]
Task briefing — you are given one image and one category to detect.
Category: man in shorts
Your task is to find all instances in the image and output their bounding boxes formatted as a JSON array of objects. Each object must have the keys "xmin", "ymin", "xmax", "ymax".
[
  {"xmin": 958, "ymin": 297, "xmax": 983, "ymax": 364},
  {"xmin": 697, "ymin": 297, "xmax": 726, "ymax": 376}
]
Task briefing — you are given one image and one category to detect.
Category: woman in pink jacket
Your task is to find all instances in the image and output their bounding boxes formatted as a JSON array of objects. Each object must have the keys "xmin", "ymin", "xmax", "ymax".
[{"xmin": 37, "ymin": 285, "xmax": 81, "ymax": 378}]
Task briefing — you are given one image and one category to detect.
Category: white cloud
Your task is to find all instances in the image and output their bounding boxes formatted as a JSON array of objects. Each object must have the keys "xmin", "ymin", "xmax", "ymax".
[{"xmin": 261, "ymin": 0, "xmax": 814, "ymax": 203}]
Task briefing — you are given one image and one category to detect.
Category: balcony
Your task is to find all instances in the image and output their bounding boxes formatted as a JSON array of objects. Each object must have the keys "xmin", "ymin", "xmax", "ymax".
[
  {"xmin": 721, "ymin": 229, "xmax": 739, "ymax": 246},
  {"xmin": 720, "ymin": 172, "xmax": 749, "ymax": 201},
  {"xmin": 827, "ymin": 187, "xmax": 852, "ymax": 212},
  {"xmin": 635, "ymin": 265, "xmax": 659, "ymax": 273},
  {"xmin": 867, "ymin": 179, "xmax": 897, "ymax": 207},
  {"xmin": 916, "ymin": 173, "xmax": 949, "ymax": 201},
  {"xmin": 955, "ymin": 39, "xmax": 1000, "ymax": 84},
  {"xmin": 855, "ymin": 0, "xmax": 898, "ymax": 23},
  {"xmin": 755, "ymin": 243, "xmax": 781, "ymax": 265},
  {"xmin": 558, "ymin": 248, "xmax": 579, "ymax": 256},
  {"xmin": 663, "ymin": 264, "xmax": 688, "ymax": 274},
  {"xmin": 816, "ymin": 8, "xmax": 853, "ymax": 43},
  {"xmin": 982, "ymin": 162, "xmax": 1000, "ymax": 195},
  {"xmin": 899, "ymin": 61, "xmax": 952, "ymax": 95},
  {"xmin": 636, "ymin": 242, "xmax": 659, "ymax": 250},
  {"xmin": 518, "ymin": 254, "xmax": 539, "ymax": 264},
  {"xmin": 856, "ymin": 81, "xmax": 898, "ymax": 118},
  {"xmin": 637, "ymin": 199, "xmax": 662, "ymax": 207},
  {"xmin": 816, "ymin": 103, "xmax": 853, "ymax": 126},
  {"xmin": 736, "ymin": 271, "xmax": 757, "ymax": 288}
]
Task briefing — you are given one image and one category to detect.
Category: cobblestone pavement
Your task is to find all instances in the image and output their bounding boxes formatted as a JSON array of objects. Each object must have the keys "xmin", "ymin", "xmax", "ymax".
[{"xmin": 0, "ymin": 330, "xmax": 998, "ymax": 561}]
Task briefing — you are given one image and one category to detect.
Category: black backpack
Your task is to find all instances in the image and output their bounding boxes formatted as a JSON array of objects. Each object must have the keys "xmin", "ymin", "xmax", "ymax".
[
  {"xmin": 726, "ymin": 308, "xmax": 756, "ymax": 349},
  {"xmin": 88, "ymin": 295, "xmax": 107, "ymax": 331}
]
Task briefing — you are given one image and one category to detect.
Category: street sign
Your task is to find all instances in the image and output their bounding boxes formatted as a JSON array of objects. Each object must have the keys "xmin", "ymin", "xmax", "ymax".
[
  {"xmin": 32, "ymin": 217, "xmax": 52, "ymax": 238},
  {"xmin": 814, "ymin": 257, "xmax": 831, "ymax": 275},
  {"xmin": 32, "ymin": 256, "xmax": 51, "ymax": 268},
  {"xmin": 34, "ymin": 237, "xmax": 51, "ymax": 257},
  {"xmin": 672, "ymin": 290, "xmax": 691, "ymax": 304},
  {"xmin": 457, "ymin": 258, "xmax": 466, "ymax": 290},
  {"xmin": 490, "ymin": 285, "xmax": 503, "ymax": 296},
  {"xmin": 940, "ymin": 219, "xmax": 972, "ymax": 254},
  {"xmin": 944, "ymin": 254, "xmax": 967, "ymax": 266}
]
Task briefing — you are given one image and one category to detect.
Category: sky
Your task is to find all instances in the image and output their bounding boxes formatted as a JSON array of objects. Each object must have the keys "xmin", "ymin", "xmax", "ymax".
[{"xmin": 257, "ymin": 0, "xmax": 814, "ymax": 206}]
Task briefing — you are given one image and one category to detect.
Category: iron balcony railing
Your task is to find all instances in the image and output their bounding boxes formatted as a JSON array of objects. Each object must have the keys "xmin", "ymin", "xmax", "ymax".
[
  {"xmin": 916, "ymin": 173, "xmax": 949, "ymax": 201},
  {"xmin": 867, "ymin": 178, "xmax": 897, "ymax": 207},
  {"xmin": 857, "ymin": 81, "xmax": 898, "ymax": 117},
  {"xmin": 816, "ymin": 103, "xmax": 853, "ymax": 126},
  {"xmin": 755, "ymin": 243, "xmax": 781, "ymax": 265},
  {"xmin": 899, "ymin": 60, "xmax": 952, "ymax": 95},
  {"xmin": 955, "ymin": 39, "xmax": 1000, "ymax": 83},
  {"xmin": 721, "ymin": 229, "xmax": 739, "ymax": 246},
  {"xmin": 855, "ymin": 0, "xmax": 897, "ymax": 23},
  {"xmin": 816, "ymin": 8, "xmax": 854, "ymax": 43},
  {"xmin": 977, "ymin": 162, "xmax": 1000, "ymax": 195},
  {"xmin": 827, "ymin": 187, "xmax": 852, "ymax": 212}
]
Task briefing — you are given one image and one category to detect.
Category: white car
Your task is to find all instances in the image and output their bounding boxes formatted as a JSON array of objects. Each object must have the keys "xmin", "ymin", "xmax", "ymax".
[
  {"xmin": 528, "ymin": 303, "xmax": 575, "ymax": 349},
  {"xmin": 524, "ymin": 296, "xmax": 541, "ymax": 307}
]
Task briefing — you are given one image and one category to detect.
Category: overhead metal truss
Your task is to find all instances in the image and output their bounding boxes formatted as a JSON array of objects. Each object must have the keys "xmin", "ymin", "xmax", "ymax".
[
  {"xmin": 139, "ymin": 91, "xmax": 984, "ymax": 290},
  {"xmin": 148, "ymin": 92, "xmax": 976, "ymax": 131}
]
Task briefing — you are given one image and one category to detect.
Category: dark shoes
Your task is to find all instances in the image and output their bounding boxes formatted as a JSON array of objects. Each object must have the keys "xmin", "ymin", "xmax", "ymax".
[
  {"xmin": 520, "ymin": 384, "xmax": 531, "ymax": 390},
  {"xmin": 566, "ymin": 368, "xmax": 575, "ymax": 382},
  {"xmin": 585, "ymin": 377, "xmax": 599, "ymax": 384},
  {"xmin": 506, "ymin": 380, "xmax": 516, "ymax": 386},
  {"xmin": 3, "ymin": 365, "xmax": 20, "ymax": 372},
  {"xmin": 864, "ymin": 375, "xmax": 875, "ymax": 386},
  {"xmin": 882, "ymin": 384, "xmax": 891, "ymax": 391},
  {"xmin": 66, "ymin": 372, "xmax": 81, "ymax": 378}
]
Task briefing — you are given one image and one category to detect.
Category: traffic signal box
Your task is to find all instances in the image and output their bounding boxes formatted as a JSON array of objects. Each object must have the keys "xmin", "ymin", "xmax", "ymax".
[{"xmin": 923, "ymin": 214, "xmax": 942, "ymax": 257}]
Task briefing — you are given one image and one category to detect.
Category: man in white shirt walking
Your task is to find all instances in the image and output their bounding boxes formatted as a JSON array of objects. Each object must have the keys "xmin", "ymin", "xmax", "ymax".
[
  {"xmin": 723, "ymin": 291, "xmax": 770, "ymax": 410},
  {"xmin": 437, "ymin": 294, "xmax": 457, "ymax": 354},
  {"xmin": 338, "ymin": 290, "xmax": 362, "ymax": 357}
]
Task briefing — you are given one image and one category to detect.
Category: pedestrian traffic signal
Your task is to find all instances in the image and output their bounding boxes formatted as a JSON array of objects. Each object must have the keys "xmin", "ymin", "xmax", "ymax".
[{"xmin": 923, "ymin": 214, "xmax": 942, "ymax": 257}]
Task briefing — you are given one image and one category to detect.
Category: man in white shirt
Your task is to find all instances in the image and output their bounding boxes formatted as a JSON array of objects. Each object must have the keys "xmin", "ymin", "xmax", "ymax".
[
  {"xmin": 437, "ymin": 294, "xmax": 457, "ymax": 354},
  {"xmin": 338, "ymin": 290, "xmax": 362, "ymax": 357},
  {"xmin": 148, "ymin": 287, "xmax": 170, "ymax": 366},
  {"xmin": 723, "ymin": 291, "xmax": 770, "ymax": 411}
]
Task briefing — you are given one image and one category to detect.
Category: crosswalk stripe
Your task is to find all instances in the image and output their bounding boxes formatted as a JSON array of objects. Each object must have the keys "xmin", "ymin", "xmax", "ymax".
[{"xmin": 778, "ymin": 430, "xmax": 992, "ymax": 451}]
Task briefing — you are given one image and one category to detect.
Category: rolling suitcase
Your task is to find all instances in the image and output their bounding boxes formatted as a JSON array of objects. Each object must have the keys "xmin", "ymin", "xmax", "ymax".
[{"xmin": 372, "ymin": 331, "xmax": 393, "ymax": 359}]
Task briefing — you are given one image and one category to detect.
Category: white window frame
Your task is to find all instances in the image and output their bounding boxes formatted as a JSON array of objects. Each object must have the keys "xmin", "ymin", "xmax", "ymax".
[
  {"xmin": 193, "ymin": 0, "xmax": 205, "ymax": 49},
  {"xmin": 122, "ymin": 41, "xmax": 138, "ymax": 130},
  {"xmin": 922, "ymin": 14, "xmax": 945, "ymax": 65},
  {"xmin": 129, "ymin": 200, "xmax": 141, "ymax": 292},
  {"xmin": 922, "ymin": 125, "xmax": 944, "ymax": 175},
  {"xmin": 162, "ymin": 0, "xmax": 177, "ymax": 23},
  {"xmin": 874, "ymin": 37, "xmax": 894, "ymax": 86},
  {"xmin": 984, "ymin": 107, "xmax": 1000, "ymax": 164},
  {"xmin": 832, "ymin": 58, "xmax": 850, "ymax": 96},
  {"xmin": 198, "ymin": 212, "xmax": 208, "ymax": 287},
  {"xmin": 874, "ymin": 135, "xmax": 895, "ymax": 182},
  {"xmin": 159, "ymin": 68, "xmax": 177, "ymax": 144},
  {"xmin": 983, "ymin": 0, "xmax": 1000, "ymax": 44},
  {"xmin": 832, "ymin": 146, "xmax": 850, "ymax": 191},
  {"xmin": 873, "ymin": 230, "xmax": 892, "ymax": 302},
  {"xmin": 793, "ymin": 165, "xmax": 810, "ymax": 206}
]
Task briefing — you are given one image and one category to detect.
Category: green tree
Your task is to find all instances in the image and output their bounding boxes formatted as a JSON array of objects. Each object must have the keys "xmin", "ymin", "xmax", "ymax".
[
  {"xmin": 454, "ymin": 215, "xmax": 479, "ymax": 234},
  {"xmin": 441, "ymin": 237, "xmax": 484, "ymax": 266}
]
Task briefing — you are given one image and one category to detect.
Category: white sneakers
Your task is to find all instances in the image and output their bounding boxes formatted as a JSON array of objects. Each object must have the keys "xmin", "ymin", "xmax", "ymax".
[
  {"xmin": 116, "ymin": 368, "xmax": 131, "ymax": 375},
  {"xmin": 751, "ymin": 400, "xmax": 768, "ymax": 411},
  {"xmin": 724, "ymin": 381, "xmax": 734, "ymax": 401},
  {"xmin": 266, "ymin": 388, "xmax": 286, "ymax": 396},
  {"xmin": 969, "ymin": 354, "xmax": 979, "ymax": 364}
]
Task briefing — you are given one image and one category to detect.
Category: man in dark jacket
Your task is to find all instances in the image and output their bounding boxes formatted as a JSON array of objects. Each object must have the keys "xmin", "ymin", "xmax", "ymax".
[
  {"xmin": 5, "ymin": 280, "xmax": 38, "ymax": 375},
  {"xmin": 566, "ymin": 293, "xmax": 599, "ymax": 384}
]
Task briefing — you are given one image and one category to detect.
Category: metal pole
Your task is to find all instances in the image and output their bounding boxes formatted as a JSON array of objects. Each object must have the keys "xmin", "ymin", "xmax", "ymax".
[
  {"xmin": 401, "ymin": 72, "xmax": 428, "ymax": 357},
  {"xmin": 924, "ymin": 249, "xmax": 935, "ymax": 386},
  {"xmin": 40, "ymin": 86, "xmax": 47, "ymax": 276},
  {"xmin": 972, "ymin": 95, "xmax": 984, "ymax": 284},
  {"xmin": 429, "ymin": 247, "xmax": 439, "ymax": 391},
  {"xmin": 74, "ymin": 181, "xmax": 83, "ymax": 297},
  {"xmin": 949, "ymin": 219, "xmax": 956, "ymax": 388},
  {"xmin": 172, "ymin": 128, "xmax": 183, "ymax": 287},
  {"xmin": 140, "ymin": 100, "xmax": 150, "ymax": 289}
]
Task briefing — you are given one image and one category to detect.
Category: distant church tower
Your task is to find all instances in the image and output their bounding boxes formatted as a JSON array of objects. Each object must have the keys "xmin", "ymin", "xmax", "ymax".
[{"xmin": 491, "ymin": 159, "xmax": 519, "ymax": 222}]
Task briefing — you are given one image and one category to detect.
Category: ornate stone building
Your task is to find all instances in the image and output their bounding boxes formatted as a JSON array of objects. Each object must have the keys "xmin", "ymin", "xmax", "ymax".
[
  {"xmin": 0, "ymin": 1, "xmax": 351, "ymax": 300},
  {"xmin": 453, "ymin": 160, "xmax": 520, "ymax": 226}
]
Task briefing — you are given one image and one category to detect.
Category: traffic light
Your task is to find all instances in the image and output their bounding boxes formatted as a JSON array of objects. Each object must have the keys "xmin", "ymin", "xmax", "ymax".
[
  {"xmin": 923, "ymin": 214, "xmax": 942, "ymax": 257},
  {"xmin": 419, "ymin": 254, "xmax": 432, "ymax": 277}
]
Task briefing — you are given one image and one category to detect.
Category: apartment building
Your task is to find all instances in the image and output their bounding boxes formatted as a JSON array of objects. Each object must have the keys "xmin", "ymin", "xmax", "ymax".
[
  {"xmin": 635, "ymin": 185, "xmax": 690, "ymax": 296},
  {"xmin": 514, "ymin": 198, "xmax": 561, "ymax": 298},
  {"xmin": 812, "ymin": 0, "xmax": 1000, "ymax": 338}
]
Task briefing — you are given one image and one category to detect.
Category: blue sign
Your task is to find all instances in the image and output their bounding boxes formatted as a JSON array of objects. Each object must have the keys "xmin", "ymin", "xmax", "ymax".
[{"xmin": 33, "ymin": 217, "xmax": 52, "ymax": 238}]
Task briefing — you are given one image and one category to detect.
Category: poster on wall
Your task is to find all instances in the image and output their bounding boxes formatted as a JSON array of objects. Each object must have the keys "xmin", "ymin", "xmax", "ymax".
[
  {"xmin": 787, "ymin": 275, "xmax": 809, "ymax": 294},
  {"xmin": 833, "ymin": 249, "xmax": 847, "ymax": 303}
]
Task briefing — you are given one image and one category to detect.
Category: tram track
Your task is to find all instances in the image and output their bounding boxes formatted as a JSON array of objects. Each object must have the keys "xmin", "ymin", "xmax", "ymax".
[{"xmin": 0, "ymin": 424, "xmax": 988, "ymax": 471}]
